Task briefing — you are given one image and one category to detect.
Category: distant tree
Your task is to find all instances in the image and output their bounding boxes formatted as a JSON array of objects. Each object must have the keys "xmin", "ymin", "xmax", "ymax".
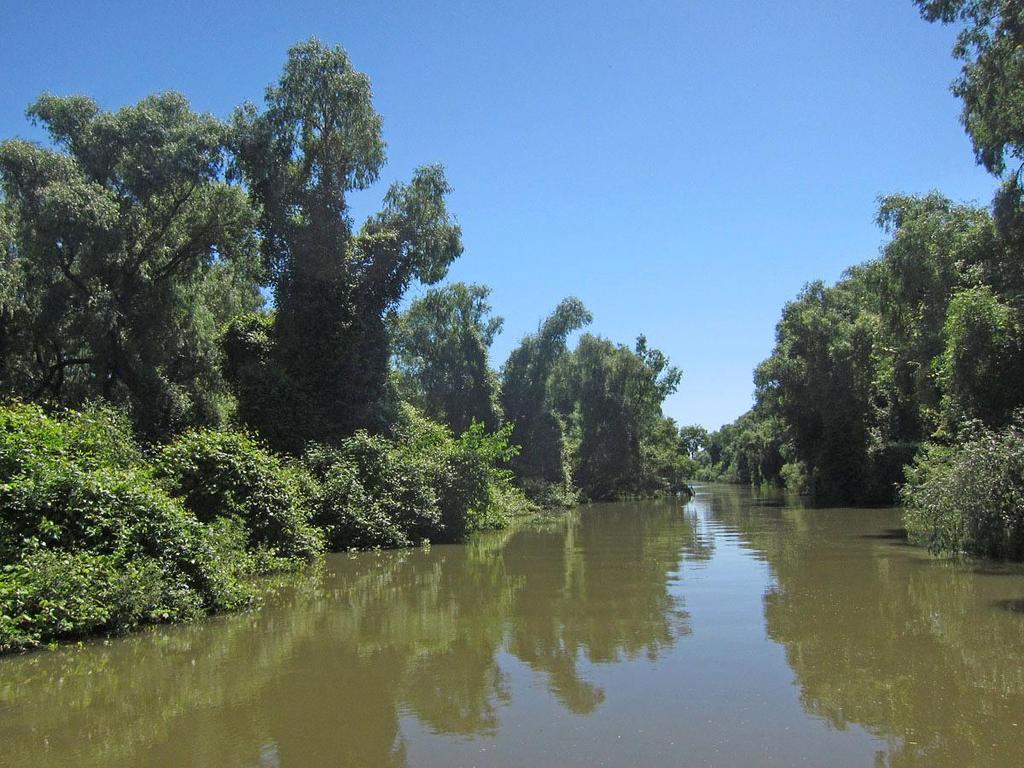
[
  {"xmin": 501, "ymin": 297, "xmax": 592, "ymax": 485},
  {"xmin": 678, "ymin": 425, "xmax": 709, "ymax": 459},
  {"xmin": 0, "ymin": 93, "xmax": 261, "ymax": 437},
  {"xmin": 228, "ymin": 39, "xmax": 462, "ymax": 451},
  {"xmin": 392, "ymin": 282, "xmax": 504, "ymax": 434},
  {"xmin": 550, "ymin": 334, "xmax": 681, "ymax": 500}
]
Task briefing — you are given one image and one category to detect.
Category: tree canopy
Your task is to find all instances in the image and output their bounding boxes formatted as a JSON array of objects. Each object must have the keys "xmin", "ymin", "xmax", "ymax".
[{"xmin": 0, "ymin": 92, "xmax": 261, "ymax": 437}]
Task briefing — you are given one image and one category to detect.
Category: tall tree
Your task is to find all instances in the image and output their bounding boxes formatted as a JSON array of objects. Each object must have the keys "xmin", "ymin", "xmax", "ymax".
[
  {"xmin": 229, "ymin": 39, "xmax": 462, "ymax": 451},
  {"xmin": 501, "ymin": 297, "xmax": 592, "ymax": 486},
  {"xmin": 0, "ymin": 93, "xmax": 261, "ymax": 437},
  {"xmin": 550, "ymin": 334, "xmax": 682, "ymax": 500},
  {"xmin": 865, "ymin": 193, "xmax": 993, "ymax": 443},
  {"xmin": 754, "ymin": 279, "xmax": 879, "ymax": 504},
  {"xmin": 915, "ymin": 0, "xmax": 1024, "ymax": 176},
  {"xmin": 391, "ymin": 282, "xmax": 504, "ymax": 433}
]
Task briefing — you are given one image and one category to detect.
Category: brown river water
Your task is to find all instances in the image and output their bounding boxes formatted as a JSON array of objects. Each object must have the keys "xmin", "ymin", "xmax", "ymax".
[{"xmin": 2, "ymin": 483, "xmax": 1024, "ymax": 767}]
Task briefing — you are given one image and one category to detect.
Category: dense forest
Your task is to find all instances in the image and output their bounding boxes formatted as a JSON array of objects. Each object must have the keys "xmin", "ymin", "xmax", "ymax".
[
  {"xmin": 696, "ymin": 0, "xmax": 1024, "ymax": 560},
  {"xmin": 0, "ymin": 40, "xmax": 696, "ymax": 652}
]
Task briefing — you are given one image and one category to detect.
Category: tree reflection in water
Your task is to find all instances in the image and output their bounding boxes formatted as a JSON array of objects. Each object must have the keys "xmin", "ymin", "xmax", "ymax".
[
  {"xmin": 706, "ymin": 485, "xmax": 1024, "ymax": 768},
  {"xmin": 0, "ymin": 500, "xmax": 703, "ymax": 768}
]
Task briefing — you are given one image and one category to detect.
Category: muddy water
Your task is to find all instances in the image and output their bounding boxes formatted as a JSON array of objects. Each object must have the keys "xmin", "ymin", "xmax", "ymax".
[{"xmin": 2, "ymin": 484, "xmax": 1023, "ymax": 767}]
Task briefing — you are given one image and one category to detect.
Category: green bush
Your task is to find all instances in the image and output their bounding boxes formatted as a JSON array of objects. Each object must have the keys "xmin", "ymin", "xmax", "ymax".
[
  {"xmin": 779, "ymin": 461, "xmax": 809, "ymax": 494},
  {"xmin": 0, "ymin": 401, "xmax": 141, "ymax": 478},
  {"xmin": 0, "ymin": 462, "xmax": 254, "ymax": 601},
  {"xmin": 307, "ymin": 405, "xmax": 529, "ymax": 550},
  {"xmin": 0, "ymin": 404, "xmax": 257, "ymax": 652},
  {"xmin": 0, "ymin": 551, "xmax": 167, "ymax": 652},
  {"xmin": 902, "ymin": 417, "xmax": 1024, "ymax": 560},
  {"xmin": 307, "ymin": 433, "xmax": 441, "ymax": 550},
  {"xmin": 154, "ymin": 429, "xmax": 323, "ymax": 565}
]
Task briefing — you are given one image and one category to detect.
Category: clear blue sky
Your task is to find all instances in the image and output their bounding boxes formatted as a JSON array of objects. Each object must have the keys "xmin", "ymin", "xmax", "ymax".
[{"xmin": 0, "ymin": 0, "xmax": 995, "ymax": 429}]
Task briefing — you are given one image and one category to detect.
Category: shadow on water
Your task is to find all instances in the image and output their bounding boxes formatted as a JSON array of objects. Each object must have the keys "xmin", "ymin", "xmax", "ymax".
[
  {"xmin": 992, "ymin": 598, "xmax": 1024, "ymax": 614},
  {"xmin": 859, "ymin": 527, "xmax": 908, "ymax": 542},
  {"xmin": 0, "ymin": 499, "xmax": 707, "ymax": 768},
  {"xmin": 703, "ymin": 483, "xmax": 1024, "ymax": 768}
]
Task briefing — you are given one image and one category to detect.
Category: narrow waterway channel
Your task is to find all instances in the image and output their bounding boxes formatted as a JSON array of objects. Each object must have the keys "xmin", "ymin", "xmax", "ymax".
[{"xmin": 3, "ymin": 484, "xmax": 1023, "ymax": 767}]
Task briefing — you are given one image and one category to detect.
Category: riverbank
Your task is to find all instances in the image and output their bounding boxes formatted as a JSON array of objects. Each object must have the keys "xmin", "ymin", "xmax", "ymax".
[{"xmin": 0, "ymin": 402, "xmax": 529, "ymax": 654}]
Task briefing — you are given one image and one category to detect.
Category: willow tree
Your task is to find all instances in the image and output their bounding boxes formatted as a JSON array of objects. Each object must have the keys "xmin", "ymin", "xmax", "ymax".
[
  {"xmin": 0, "ymin": 93, "xmax": 261, "ymax": 437},
  {"xmin": 391, "ymin": 282, "xmax": 504, "ymax": 434},
  {"xmin": 916, "ymin": 0, "xmax": 1024, "ymax": 176},
  {"xmin": 501, "ymin": 297, "xmax": 592, "ymax": 486},
  {"xmin": 549, "ymin": 334, "xmax": 682, "ymax": 500},
  {"xmin": 228, "ymin": 39, "xmax": 462, "ymax": 451}
]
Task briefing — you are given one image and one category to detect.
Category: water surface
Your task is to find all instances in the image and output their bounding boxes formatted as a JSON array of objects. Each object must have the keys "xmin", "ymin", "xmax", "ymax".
[{"xmin": 3, "ymin": 484, "xmax": 1024, "ymax": 767}]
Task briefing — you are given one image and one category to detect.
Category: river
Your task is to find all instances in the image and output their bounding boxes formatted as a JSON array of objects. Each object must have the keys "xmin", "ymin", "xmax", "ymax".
[{"xmin": 2, "ymin": 483, "xmax": 1023, "ymax": 767}]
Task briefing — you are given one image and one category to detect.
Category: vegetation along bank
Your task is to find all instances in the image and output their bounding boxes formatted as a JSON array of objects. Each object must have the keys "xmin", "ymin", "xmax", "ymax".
[{"xmin": 0, "ymin": 41, "xmax": 696, "ymax": 653}]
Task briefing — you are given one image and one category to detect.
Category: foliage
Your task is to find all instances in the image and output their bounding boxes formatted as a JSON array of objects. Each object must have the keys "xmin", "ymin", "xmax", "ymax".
[
  {"xmin": 903, "ymin": 415, "xmax": 1024, "ymax": 559},
  {"xmin": 0, "ymin": 404, "xmax": 258, "ymax": 651},
  {"xmin": 391, "ymin": 283, "xmax": 504, "ymax": 433},
  {"xmin": 0, "ymin": 401, "xmax": 140, "ymax": 478},
  {"xmin": 501, "ymin": 297, "xmax": 592, "ymax": 487},
  {"xmin": 641, "ymin": 416, "xmax": 700, "ymax": 496},
  {"xmin": 0, "ymin": 550, "xmax": 166, "ymax": 652},
  {"xmin": 754, "ymin": 278, "xmax": 880, "ymax": 503},
  {"xmin": 228, "ymin": 39, "xmax": 462, "ymax": 451},
  {"xmin": 699, "ymin": 408, "xmax": 788, "ymax": 488},
  {"xmin": 744, "ymin": 190, "xmax": 1022, "ymax": 504},
  {"xmin": 307, "ymin": 432, "xmax": 440, "ymax": 550},
  {"xmin": 936, "ymin": 285, "xmax": 1024, "ymax": 430},
  {"xmin": 0, "ymin": 93, "xmax": 262, "ymax": 438},
  {"xmin": 550, "ymin": 334, "xmax": 683, "ymax": 500},
  {"xmin": 916, "ymin": 0, "xmax": 1024, "ymax": 176},
  {"xmin": 153, "ymin": 429, "xmax": 322, "ymax": 565},
  {"xmin": 308, "ymin": 404, "xmax": 526, "ymax": 550}
]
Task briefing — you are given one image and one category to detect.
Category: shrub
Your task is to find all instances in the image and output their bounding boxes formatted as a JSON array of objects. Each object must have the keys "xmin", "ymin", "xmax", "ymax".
[
  {"xmin": 393, "ymin": 405, "xmax": 530, "ymax": 540},
  {"xmin": 902, "ymin": 416, "xmax": 1024, "ymax": 560},
  {"xmin": 780, "ymin": 461, "xmax": 809, "ymax": 494},
  {"xmin": 307, "ymin": 433, "xmax": 441, "ymax": 550},
  {"xmin": 0, "ymin": 551, "xmax": 166, "ymax": 652},
  {"xmin": 0, "ymin": 461, "xmax": 254, "ymax": 607},
  {"xmin": 306, "ymin": 405, "xmax": 527, "ymax": 550},
  {"xmin": 0, "ymin": 401, "xmax": 141, "ymax": 479},
  {"xmin": 0, "ymin": 404, "xmax": 256, "ymax": 652},
  {"xmin": 154, "ymin": 429, "xmax": 323, "ymax": 565}
]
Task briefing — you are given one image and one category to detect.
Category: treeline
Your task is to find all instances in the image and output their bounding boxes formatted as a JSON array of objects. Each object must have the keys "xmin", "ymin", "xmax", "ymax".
[
  {"xmin": 0, "ymin": 40, "xmax": 694, "ymax": 650},
  {"xmin": 702, "ymin": 0, "xmax": 1024, "ymax": 560}
]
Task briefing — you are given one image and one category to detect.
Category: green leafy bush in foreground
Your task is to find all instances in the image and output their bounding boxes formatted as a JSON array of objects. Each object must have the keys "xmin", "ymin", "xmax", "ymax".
[
  {"xmin": 0, "ymin": 401, "xmax": 533, "ymax": 652},
  {"xmin": 902, "ymin": 416, "xmax": 1024, "ymax": 560},
  {"xmin": 0, "ymin": 404, "xmax": 255, "ymax": 652},
  {"xmin": 154, "ymin": 429, "xmax": 322, "ymax": 566},
  {"xmin": 307, "ymin": 432, "xmax": 440, "ymax": 550}
]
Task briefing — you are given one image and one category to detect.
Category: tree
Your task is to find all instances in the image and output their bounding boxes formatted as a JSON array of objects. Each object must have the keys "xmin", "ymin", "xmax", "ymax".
[
  {"xmin": 550, "ymin": 334, "xmax": 682, "ymax": 500},
  {"xmin": 865, "ymin": 193, "xmax": 992, "ymax": 445},
  {"xmin": 678, "ymin": 424, "xmax": 709, "ymax": 460},
  {"xmin": 228, "ymin": 39, "xmax": 462, "ymax": 451},
  {"xmin": 0, "ymin": 92, "xmax": 261, "ymax": 438},
  {"xmin": 916, "ymin": 0, "xmax": 1024, "ymax": 176},
  {"xmin": 501, "ymin": 297, "xmax": 592, "ymax": 486},
  {"xmin": 391, "ymin": 282, "xmax": 504, "ymax": 433},
  {"xmin": 937, "ymin": 285, "xmax": 1024, "ymax": 428},
  {"xmin": 754, "ymin": 280, "xmax": 879, "ymax": 504}
]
